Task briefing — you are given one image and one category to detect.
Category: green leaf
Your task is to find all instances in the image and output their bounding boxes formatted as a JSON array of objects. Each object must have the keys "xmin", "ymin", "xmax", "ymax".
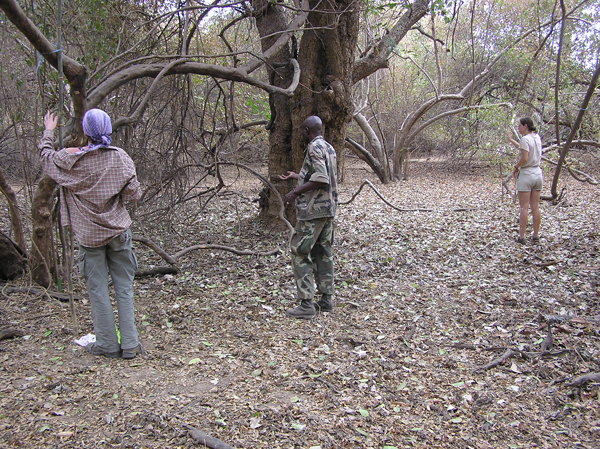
[
  {"xmin": 451, "ymin": 417, "xmax": 463, "ymax": 423},
  {"xmin": 356, "ymin": 429, "xmax": 368, "ymax": 436},
  {"xmin": 290, "ymin": 396, "xmax": 300, "ymax": 403},
  {"xmin": 251, "ymin": 369, "xmax": 262, "ymax": 377},
  {"xmin": 43, "ymin": 330, "xmax": 52, "ymax": 337},
  {"xmin": 291, "ymin": 422, "xmax": 305, "ymax": 430},
  {"xmin": 202, "ymin": 341, "xmax": 212, "ymax": 346},
  {"xmin": 396, "ymin": 382, "xmax": 407, "ymax": 390},
  {"xmin": 359, "ymin": 408, "xmax": 369, "ymax": 417},
  {"xmin": 188, "ymin": 358, "xmax": 201, "ymax": 364},
  {"xmin": 112, "ymin": 394, "xmax": 118, "ymax": 399},
  {"xmin": 451, "ymin": 381, "xmax": 464, "ymax": 387},
  {"xmin": 393, "ymin": 406, "xmax": 401, "ymax": 412},
  {"xmin": 39, "ymin": 425, "xmax": 50, "ymax": 432}
]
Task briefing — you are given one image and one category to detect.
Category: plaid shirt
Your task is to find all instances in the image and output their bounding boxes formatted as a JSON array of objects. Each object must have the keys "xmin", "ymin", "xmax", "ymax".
[{"xmin": 39, "ymin": 129, "xmax": 141, "ymax": 248}]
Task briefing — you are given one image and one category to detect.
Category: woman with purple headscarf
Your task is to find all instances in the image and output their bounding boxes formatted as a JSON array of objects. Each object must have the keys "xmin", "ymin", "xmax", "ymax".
[
  {"xmin": 39, "ymin": 108, "xmax": 144, "ymax": 359},
  {"xmin": 82, "ymin": 108, "xmax": 112, "ymax": 152}
]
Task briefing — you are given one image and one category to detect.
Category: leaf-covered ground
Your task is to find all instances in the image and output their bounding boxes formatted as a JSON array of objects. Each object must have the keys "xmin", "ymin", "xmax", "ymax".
[{"xmin": 1, "ymin": 160, "xmax": 599, "ymax": 449}]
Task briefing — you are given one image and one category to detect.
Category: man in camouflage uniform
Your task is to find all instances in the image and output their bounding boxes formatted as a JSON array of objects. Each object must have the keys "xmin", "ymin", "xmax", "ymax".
[{"xmin": 279, "ymin": 116, "xmax": 338, "ymax": 319}]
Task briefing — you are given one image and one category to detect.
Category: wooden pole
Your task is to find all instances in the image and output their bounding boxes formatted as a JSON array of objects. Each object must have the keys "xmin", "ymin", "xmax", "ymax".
[{"xmin": 56, "ymin": 0, "xmax": 79, "ymax": 336}]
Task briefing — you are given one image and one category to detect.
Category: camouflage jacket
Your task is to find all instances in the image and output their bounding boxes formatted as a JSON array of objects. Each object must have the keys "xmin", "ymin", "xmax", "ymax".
[{"xmin": 296, "ymin": 136, "xmax": 338, "ymax": 221}]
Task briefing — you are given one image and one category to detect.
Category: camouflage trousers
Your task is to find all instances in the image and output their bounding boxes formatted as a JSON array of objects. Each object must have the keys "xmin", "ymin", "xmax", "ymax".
[{"xmin": 290, "ymin": 217, "xmax": 334, "ymax": 300}]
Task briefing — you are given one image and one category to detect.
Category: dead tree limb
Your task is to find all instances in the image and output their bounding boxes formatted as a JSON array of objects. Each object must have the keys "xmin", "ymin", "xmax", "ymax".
[
  {"xmin": 475, "ymin": 349, "xmax": 515, "ymax": 372},
  {"xmin": 566, "ymin": 373, "xmax": 600, "ymax": 387},
  {"xmin": 133, "ymin": 236, "xmax": 178, "ymax": 265},
  {"xmin": 340, "ymin": 180, "xmax": 478, "ymax": 213},
  {"xmin": 0, "ymin": 284, "xmax": 84, "ymax": 302},
  {"xmin": 184, "ymin": 424, "xmax": 236, "ymax": 449},
  {"xmin": 541, "ymin": 156, "xmax": 599, "ymax": 185},
  {"xmin": 0, "ymin": 328, "xmax": 24, "ymax": 341},
  {"xmin": 135, "ymin": 266, "xmax": 179, "ymax": 277},
  {"xmin": 173, "ymin": 244, "xmax": 280, "ymax": 260},
  {"xmin": 340, "ymin": 180, "xmax": 433, "ymax": 211}
]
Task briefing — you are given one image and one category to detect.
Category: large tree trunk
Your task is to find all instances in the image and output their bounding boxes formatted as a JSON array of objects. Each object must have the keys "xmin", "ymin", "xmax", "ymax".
[
  {"xmin": 258, "ymin": 0, "xmax": 360, "ymax": 223},
  {"xmin": 252, "ymin": 0, "xmax": 295, "ymax": 223},
  {"xmin": 255, "ymin": 0, "xmax": 429, "ymax": 220},
  {"xmin": 291, "ymin": 0, "xmax": 358, "ymax": 162},
  {"xmin": 30, "ymin": 175, "xmax": 57, "ymax": 288}
]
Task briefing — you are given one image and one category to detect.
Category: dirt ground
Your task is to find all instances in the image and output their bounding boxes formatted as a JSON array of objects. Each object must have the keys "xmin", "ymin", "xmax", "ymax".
[{"xmin": 1, "ymin": 160, "xmax": 599, "ymax": 449}]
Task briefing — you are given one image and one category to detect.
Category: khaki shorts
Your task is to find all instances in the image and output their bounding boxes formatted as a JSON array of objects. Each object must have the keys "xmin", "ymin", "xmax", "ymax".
[{"xmin": 516, "ymin": 168, "xmax": 543, "ymax": 192}]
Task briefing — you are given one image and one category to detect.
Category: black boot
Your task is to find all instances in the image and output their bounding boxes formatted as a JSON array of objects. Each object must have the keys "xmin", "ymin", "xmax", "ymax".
[
  {"xmin": 286, "ymin": 300, "xmax": 316, "ymax": 319},
  {"xmin": 315, "ymin": 294, "xmax": 333, "ymax": 312}
]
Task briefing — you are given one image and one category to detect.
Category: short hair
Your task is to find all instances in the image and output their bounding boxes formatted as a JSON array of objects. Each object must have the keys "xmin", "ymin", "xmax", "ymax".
[{"xmin": 520, "ymin": 117, "xmax": 537, "ymax": 132}]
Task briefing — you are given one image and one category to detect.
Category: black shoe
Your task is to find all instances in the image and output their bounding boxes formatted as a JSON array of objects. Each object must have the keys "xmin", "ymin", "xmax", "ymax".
[
  {"xmin": 315, "ymin": 294, "xmax": 333, "ymax": 312},
  {"xmin": 285, "ymin": 300, "xmax": 315, "ymax": 319},
  {"xmin": 122, "ymin": 343, "xmax": 145, "ymax": 359}
]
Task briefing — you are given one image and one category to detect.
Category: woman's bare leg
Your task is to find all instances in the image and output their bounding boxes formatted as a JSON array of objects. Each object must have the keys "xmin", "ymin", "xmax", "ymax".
[
  {"xmin": 517, "ymin": 191, "xmax": 531, "ymax": 240},
  {"xmin": 530, "ymin": 190, "xmax": 541, "ymax": 238}
]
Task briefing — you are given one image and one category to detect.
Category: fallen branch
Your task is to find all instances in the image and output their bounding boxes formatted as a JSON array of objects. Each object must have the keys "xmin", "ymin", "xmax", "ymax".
[
  {"xmin": 135, "ymin": 266, "xmax": 179, "ymax": 277},
  {"xmin": 340, "ymin": 180, "xmax": 434, "ymax": 211},
  {"xmin": 173, "ymin": 244, "xmax": 280, "ymax": 260},
  {"xmin": 0, "ymin": 328, "xmax": 24, "ymax": 341},
  {"xmin": 184, "ymin": 424, "xmax": 236, "ymax": 449},
  {"xmin": 133, "ymin": 235, "xmax": 282, "ymax": 267},
  {"xmin": 475, "ymin": 348, "xmax": 515, "ymax": 372},
  {"xmin": 566, "ymin": 372, "xmax": 600, "ymax": 387},
  {"xmin": 340, "ymin": 180, "xmax": 480, "ymax": 213},
  {"xmin": 133, "ymin": 236, "xmax": 178, "ymax": 265},
  {"xmin": 0, "ymin": 284, "xmax": 84, "ymax": 303}
]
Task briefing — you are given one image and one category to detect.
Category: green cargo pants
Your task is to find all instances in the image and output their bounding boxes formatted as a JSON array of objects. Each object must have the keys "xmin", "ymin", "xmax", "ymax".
[{"xmin": 290, "ymin": 217, "xmax": 334, "ymax": 300}]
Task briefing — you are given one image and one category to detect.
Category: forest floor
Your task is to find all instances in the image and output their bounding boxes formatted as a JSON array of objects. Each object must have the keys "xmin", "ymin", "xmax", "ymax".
[{"xmin": 1, "ymin": 158, "xmax": 599, "ymax": 449}]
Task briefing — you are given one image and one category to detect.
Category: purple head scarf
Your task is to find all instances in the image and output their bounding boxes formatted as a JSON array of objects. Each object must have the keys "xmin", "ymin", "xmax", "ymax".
[{"xmin": 82, "ymin": 108, "xmax": 112, "ymax": 152}]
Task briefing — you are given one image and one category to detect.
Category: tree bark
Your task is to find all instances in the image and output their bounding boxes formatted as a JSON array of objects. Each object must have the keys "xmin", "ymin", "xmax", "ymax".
[
  {"xmin": 30, "ymin": 175, "xmax": 57, "ymax": 288},
  {"xmin": 252, "ymin": 0, "xmax": 296, "ymax": 222},
  {"xmin": 0, "ymin": 232, "xmax": 27, "ymax": 281},
  {"xmin": 0, "ymin": 168, "xmax": 27, "ymax": 254}
]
